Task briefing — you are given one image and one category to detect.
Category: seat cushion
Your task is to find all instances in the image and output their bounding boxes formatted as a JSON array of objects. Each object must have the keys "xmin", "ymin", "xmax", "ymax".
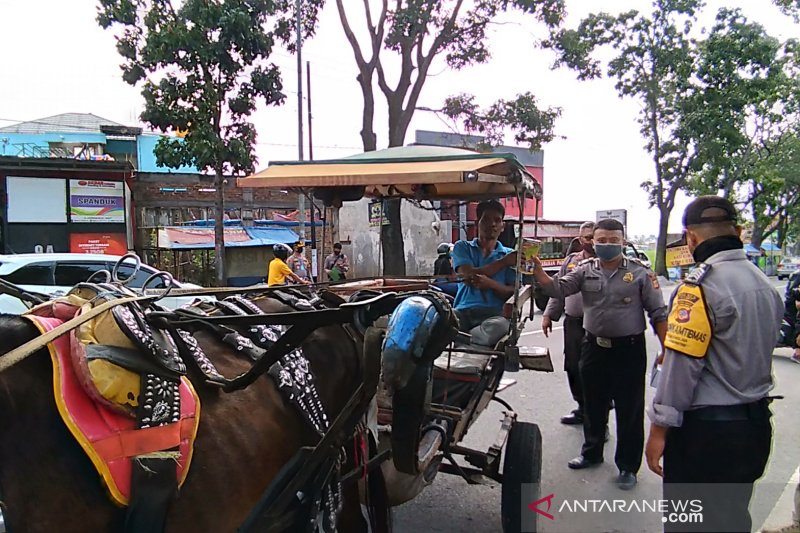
[{"xmin": 433, "ymin": 350, "xmax": 492, "ymax": 375}]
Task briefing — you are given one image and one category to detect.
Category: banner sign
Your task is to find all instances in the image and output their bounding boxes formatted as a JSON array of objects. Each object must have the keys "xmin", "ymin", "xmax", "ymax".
[
  {"xmin": 70, "ymin": 180, "xmax": 125, "ymax": 223},
  {"xmin": 70, "ymin": 233, "xmax": 128, "ymax": 255},
  {"xmin": 666, "ymin": 245, "xmax": 695, "ymax": 267}
]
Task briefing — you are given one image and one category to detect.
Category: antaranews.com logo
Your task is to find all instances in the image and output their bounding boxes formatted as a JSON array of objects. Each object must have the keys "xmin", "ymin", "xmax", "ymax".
[{"xmin": 528, "ymin": 493, "xmax": 703, "ymax": 524}]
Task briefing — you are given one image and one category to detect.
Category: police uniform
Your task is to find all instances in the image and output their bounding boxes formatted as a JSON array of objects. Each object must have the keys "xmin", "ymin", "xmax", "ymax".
[
  {"xmin": 544, "ymin": 252, "xmax": 587, "ymax": 416},
  {"xmin": 540, "ymin": 256, "xmax": 667, "ymax": 474},
  {"xmin": 650, "ymin": 245, "xmax": 783, "ymax": 532}
]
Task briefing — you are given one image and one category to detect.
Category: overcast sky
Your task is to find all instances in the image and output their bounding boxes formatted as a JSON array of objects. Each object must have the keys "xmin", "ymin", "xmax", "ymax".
[{"xmin": 1, "ymin": 0, "xmax": 796, "ymax": 237}]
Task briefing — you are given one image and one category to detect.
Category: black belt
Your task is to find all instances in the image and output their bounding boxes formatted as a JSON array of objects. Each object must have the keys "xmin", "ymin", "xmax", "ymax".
[
  {"xmin": 564, "ymin": 314, "xmax": 583, "ymax": 321},
  {"xmin": 586, "ymin": 332, "xmax": 643, "ymax": 348},
  {"xmin": 683, "ymin": 398, "xmax": 772, "ymax": 422}
]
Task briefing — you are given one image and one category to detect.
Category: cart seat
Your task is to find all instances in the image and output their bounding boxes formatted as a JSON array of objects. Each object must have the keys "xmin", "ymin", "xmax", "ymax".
[{"xmin": 433, "ymin": 350, "xmax": 492, "ymax": 375}]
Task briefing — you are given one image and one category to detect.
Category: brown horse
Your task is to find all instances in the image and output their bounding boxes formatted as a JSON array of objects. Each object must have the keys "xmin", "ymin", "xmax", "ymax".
[{"xmin": 0, "ymin": 297, "xmax": 374, "ymax": 533}]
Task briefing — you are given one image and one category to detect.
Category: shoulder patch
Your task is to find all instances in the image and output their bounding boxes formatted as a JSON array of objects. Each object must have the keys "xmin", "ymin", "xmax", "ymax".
[
  {"xmin": 684, "ymin": 263, "xmax": 711, "ymax": 286},
  {"xmin": 664, "ymin": 283, "xmax": 712, "ymax": 358}
]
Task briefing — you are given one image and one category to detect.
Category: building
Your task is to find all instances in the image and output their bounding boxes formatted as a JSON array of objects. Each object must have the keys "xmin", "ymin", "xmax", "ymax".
[{"xmin": 0, "ymin": 113, "xmax": 315, "ymax": 284}]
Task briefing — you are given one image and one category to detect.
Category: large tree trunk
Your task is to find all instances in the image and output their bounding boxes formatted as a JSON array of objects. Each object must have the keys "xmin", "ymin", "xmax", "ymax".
[
  {"xmin": 214, "ymin": 169, "xmax": 226, "ymax": 286},
  {"xmin": 654, "ymin": 205, "xmax": 670, "ymax": 278},
  {"xmin": 380, "ymin": 107, "xmax": 408, "ymax": 276}
]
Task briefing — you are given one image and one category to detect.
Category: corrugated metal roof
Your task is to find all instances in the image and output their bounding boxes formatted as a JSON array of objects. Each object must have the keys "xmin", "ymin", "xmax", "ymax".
[{"xmin": 0, "ymin": 113, "xmax": 127, "ymax": 134}]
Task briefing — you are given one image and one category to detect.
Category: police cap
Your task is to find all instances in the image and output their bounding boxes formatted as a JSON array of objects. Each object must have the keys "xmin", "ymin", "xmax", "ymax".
[{"xmin": 682, "ymin": 196, "xmax": 738, "ymax": 227}]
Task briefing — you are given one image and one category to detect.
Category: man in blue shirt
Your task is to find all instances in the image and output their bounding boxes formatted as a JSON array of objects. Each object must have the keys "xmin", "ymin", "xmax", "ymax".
[{"xmin": 451, "ymin": 200, "xmax": 518, "ymax": 331}]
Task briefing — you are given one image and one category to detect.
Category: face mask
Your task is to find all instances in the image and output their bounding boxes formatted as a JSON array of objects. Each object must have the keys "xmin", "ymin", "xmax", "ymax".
[
  {"xmin": 582, "ymin": 242, "xmax": 595, "ymax": 256},
  {"xmin": 594, "ymin": 243, "xmax": 622, "ymax": 262}
]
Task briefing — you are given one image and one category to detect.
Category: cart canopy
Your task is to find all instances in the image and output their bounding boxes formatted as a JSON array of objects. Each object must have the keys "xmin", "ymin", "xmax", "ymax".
[{"xmin": 237, "ymin": 145, "xmax": 542, "ymax": 202}]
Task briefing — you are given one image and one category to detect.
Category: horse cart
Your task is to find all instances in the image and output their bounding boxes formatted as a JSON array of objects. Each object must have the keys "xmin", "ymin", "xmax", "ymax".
[
  {"xmin": 0, "ymin": 145, "xmax": 551, "ymax": 533},
  {"xmin": 238, "ymin": 145, "xmax": 555, "ymax": 532}
]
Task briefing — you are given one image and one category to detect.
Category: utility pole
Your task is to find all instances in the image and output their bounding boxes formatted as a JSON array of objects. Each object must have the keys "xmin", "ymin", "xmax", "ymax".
[
  {"xmin": 296, "ymin": 0, "xmax": 306, "ymax": 244},
  {"xmin": 307, "ymin": 60, "xmax": 318, "ymax": 279}
]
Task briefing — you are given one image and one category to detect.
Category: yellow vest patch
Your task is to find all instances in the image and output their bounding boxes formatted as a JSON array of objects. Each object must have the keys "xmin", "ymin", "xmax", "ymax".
[{"xmin": 664, "ymin": 283, "xmax": 712, "ymax": 358}]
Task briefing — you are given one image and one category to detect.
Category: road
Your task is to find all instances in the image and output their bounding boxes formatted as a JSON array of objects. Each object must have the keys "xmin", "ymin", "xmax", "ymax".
[{"xmin": 392, "ymin": 278, "xmax": 800, "ymax": 533}]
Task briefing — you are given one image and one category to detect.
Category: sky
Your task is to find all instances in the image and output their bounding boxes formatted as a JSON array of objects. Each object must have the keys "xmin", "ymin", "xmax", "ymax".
[{"xmin": 0, "ymin": 0, "xmax": 797, "ymax": 237}]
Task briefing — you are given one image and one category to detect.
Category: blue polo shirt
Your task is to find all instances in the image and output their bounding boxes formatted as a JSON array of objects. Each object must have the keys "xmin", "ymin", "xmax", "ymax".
[{"xmin": 451, "ymin": 238, "xmax": 516, "ymax": 312}]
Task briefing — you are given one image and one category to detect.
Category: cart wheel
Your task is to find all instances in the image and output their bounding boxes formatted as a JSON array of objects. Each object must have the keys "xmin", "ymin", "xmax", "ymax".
[
  {"xmin": 534, "ymin": 294, "xmax": 549, "ymax": 312},
  {"xmin": 501, "ymin": 421, "xmax": 542, "ymax": 533}
]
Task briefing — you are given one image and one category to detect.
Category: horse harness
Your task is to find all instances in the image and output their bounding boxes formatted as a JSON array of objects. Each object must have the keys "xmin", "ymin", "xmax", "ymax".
[{"xmin": 4, "ymin": 279, "xmax": 445, "ymax": 533}]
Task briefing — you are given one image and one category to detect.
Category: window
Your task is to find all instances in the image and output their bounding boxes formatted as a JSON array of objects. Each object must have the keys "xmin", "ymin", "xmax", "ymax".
[
  {"xmin": 114, "ymin": 265, "xmax": 168, "ymax": 289},
  {"xmin": 54, "ymin": 262, "xmax": 112, "ymax": 286},
  {"xmin": 1, "ymin": 263, "xmax": 55, "ymax": 285}
]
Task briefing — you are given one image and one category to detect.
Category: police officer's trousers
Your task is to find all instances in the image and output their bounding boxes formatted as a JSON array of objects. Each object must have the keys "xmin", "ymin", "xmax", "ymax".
[
  {"xmin": 662, "ymin": 400, "xmax": 772, "ymax": 532},
  {"xmin": 579, "ymin": 332, "xmax": 646, "ymax": 473},
  {"xmin": 563, "ymin": 315, "xmax": 585, "ymax": 412}
]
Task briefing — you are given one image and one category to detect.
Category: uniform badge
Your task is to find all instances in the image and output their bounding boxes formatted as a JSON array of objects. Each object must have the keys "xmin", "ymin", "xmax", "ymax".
[
  {"xmin": 567, "ymin": 263, "xmax": 576, "ymax": 270},
  {"xmin": 664, "ymin": 284, "xmax": 712, "ymax": 358},
  {"xmin": 623, "ymin": 272, "xmax": 634, "ymax": 283},
  {"xmin": 648, "ymin": 271, "xmax": 660, "ymax": 289}
]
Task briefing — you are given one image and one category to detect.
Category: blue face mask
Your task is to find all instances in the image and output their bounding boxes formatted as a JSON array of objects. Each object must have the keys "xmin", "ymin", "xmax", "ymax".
[{"xmin": 594, "ymin": 243, "xmax": 623, "ymax": 261}]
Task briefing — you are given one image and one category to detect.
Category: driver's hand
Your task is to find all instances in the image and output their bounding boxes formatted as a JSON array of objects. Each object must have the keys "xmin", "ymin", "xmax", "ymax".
[{"xmin": 542, "ymin": 316, "xmax": 553, "ymax": 337}]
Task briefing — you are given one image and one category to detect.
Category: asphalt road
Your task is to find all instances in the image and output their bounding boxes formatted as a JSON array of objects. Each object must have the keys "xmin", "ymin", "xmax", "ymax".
[{"xmin": 392, "ymin": 279, "xmax": 800, "ymax": 533}]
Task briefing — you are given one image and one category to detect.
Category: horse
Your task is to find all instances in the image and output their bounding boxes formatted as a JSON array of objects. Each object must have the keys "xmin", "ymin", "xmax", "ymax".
[{"xmin": 0, "ymin": 295, "xmax": 381, "ymax": 533}]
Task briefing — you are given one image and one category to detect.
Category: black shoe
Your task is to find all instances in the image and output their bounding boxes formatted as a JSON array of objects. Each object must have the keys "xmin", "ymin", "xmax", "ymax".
[
  {"xmin": 567, "ymin": 456, "xmax": 603, "ymax": 470},
  {"xmin": 616, "ymin": 471, "xmax": 637, "ymax": 490},
  {"xmin": 560, "ymin": 412, "xmax": 584, "ymax": 425}
]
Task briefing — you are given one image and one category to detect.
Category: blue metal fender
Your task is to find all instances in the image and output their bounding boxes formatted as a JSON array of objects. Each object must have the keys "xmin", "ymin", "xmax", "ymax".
[{"xmin": 381, "ymin": 296, "xmax": 440, "ymax": 391}]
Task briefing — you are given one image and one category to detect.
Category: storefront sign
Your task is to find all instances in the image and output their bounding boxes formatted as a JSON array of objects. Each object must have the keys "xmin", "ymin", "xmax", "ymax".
[
  {"xmin": 666, "ymin": 245, "xmax": 695, "ymax": 267},
  {"xmin": 70, "ymin": 233, "xmax": 128, "ymax": 255},
  {"xmin": 70, "ymin": 180, "xmax": 125, "ymax": 223}
]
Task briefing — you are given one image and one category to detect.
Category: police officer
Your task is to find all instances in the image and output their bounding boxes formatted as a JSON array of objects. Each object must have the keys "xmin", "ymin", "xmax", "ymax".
[
  {"xmin": 645, "ymin": 196, "xmax": 783, "ymax": 532},
  {"xmin": 542, "ymin": 221, "xmax": 596, "ymax": 425},
  {"xmin": 434, "ymin": 242, "xmax": 454, "ymax": 276},
  {"xmin": 531, "ymin": 218, "xmax": 667, "ymax": 490}
]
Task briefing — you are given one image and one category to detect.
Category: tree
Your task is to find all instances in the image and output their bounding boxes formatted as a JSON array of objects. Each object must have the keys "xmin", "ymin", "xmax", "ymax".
[
  {"xmin": 334, "ymin": 0, "xmax": 565, "ymax": 275},
  {"xmin": 97, "ymin": 0, "xmax": 291, "ymax": 285},
  {"xmin": 546, "ymin": 0, "xmax": 798, "ymax": 276},
  {"xmin": 680, "ymin": 9, "xmax": 800, "ymax": 246},
  {"xmin": 547, "ymin": 0, "xmax": 700, "ymax": 277}
]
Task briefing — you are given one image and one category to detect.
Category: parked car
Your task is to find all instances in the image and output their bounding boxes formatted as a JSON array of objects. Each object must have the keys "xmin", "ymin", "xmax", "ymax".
[
  {"xmin": 777, "ymin": 256, "xmax": 800, "ymax": 280},
  {"xmin": 0, "ymin": 253, "xmax": 208, "ymax": 314}
]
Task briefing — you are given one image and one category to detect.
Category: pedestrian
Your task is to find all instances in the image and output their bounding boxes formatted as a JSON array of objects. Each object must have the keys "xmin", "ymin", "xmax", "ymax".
[
  {"xmin": 530, "ymin": 218, "xmax": 667, "ymax": 490},
  {"xmin": 645, "ymin": 196, "xmax": 784, "ymax": 532},
  {"xmin": 542, "ymin": 221, "xmax": 596, "ymax": 425},
  {"xmin": 779, "ymin": 270, "xmax": 800, "ymax": 363},
  {"xmin": 434, "ymin": 242, "xmax": 454, "ymax": 276},
  {"xmin": 286, "ymin": 242, "xmax": 312, "ymax": 282},
  {"xmin": 268, "ymin": 243, "xmax": 310, "ymax": 287},
  {"xmin": 451, "ymin": 199, "xmax": 517, "ymax": 332},
  {"xmin": 324, "ymin": 242, "xmax": 350, "ymax": 281}
]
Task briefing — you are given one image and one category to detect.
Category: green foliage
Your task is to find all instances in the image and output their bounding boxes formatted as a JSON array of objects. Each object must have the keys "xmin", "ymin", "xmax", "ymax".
[
  {"xmin": 773, "ymin": 0, "xmax": 800, "ymax": 21},
  {"xmin": 441, "ymin": 92, "xmax": 562, "ymax": 151},
  {"xmin": 97, "ymin": 0, "xmax": 290, "ymax": 175},
  {"xmin": 545, "ymin": 0, "xmax": 799, "ymax": 274}
]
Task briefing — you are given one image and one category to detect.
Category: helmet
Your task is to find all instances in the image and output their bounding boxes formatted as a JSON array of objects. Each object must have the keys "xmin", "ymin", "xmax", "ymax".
[
  {"xmin": 273, "ymin": 243, "xmax": 292, "ymax": 260},
  {"xmin": 437, "ymin": 242, "xmax": 451, "ymax": 255}
]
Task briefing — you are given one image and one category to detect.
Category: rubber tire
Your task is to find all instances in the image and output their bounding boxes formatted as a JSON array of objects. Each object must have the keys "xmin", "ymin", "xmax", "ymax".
[
  {"xmin": 534, "ymin": 294, "xmax": 549, "ymax": 312},
  {"xmin": 501, "ymin": 422, "xmax": 543, "ymax": 533}
]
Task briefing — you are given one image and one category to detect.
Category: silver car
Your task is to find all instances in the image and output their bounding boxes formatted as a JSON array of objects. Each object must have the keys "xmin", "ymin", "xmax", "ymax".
[
  {"xmin": 777, "ymin": 256, "xmax": 800, "ymax": 280},
  {"xmin": 0, "ymin": 253, "xmax": 208, "ymax": 314}
]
